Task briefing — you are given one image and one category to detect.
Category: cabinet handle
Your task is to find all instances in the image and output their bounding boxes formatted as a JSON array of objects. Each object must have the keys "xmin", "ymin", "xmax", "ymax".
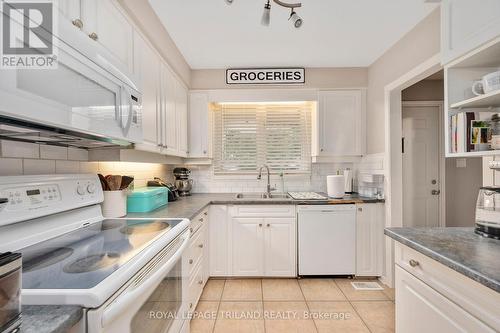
[
  {"xmin": 189, "ymin": 303, "xmax": 193, "ymax": 309},
  {"xmin": 189, "ymin": 227, "xmax": 193, "ymax": 233},
  {"xmin": 409, "ymin": 259, "xmax": 419, "ymax": 267},
  {"xmin": 198, "ymin": 244, "xmax": 204, "ymax": 248},
  {"xmin": 189, "ymin": 259, "xmax": 193, "ymax": 264},
  {"xmin": 72, "ymin": 18, "xmax": 83, "ymax": 29},
  {"xmin": 259, "ymin": 223, "xmax": 263, "ymax": 227},
  {"xmin": 320, "ymin": 148, "xmax": 324, "ymax": 152},
  {"xmin": 358, "ymin": 207, "xmax": 363, "ymax": 212},
  {"xmin": 266, "ymin": 223, "xmax": 270, "ymax": 227},
  {"xmin": 204, "ymin": 212, "xmax": 208, "ymax": 216},
  {"xmin": 89, "ymin": 32, "xmax": 98, "ymax": 41},
  {"xmin": 199, "ymin": 218, "xmax": 204, "ymax": 222},
  {"xmin": 203, "ymin": 150, "xmax": 207, "ymax": 154},
  {"xmin": 198, "ymin": 280, "xmax": 203, "ymax": 285}
]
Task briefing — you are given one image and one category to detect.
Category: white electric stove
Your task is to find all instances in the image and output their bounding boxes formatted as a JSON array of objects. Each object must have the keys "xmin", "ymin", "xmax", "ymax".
[{"xmin": 0, "ymin": 174, "xmax": 190, "ymax": 333}]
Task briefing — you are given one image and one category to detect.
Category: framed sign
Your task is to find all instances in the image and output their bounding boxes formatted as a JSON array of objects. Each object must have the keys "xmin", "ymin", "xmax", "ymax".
[{"xmin": 226, "ymin": 68, "xmax": 305, "ymax": 85}]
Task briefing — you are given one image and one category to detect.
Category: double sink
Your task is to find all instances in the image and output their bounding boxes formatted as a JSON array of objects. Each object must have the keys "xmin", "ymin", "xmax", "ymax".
[{"xmin": 235, "ymin": 193, "xmax": 291, "ymax": 200}]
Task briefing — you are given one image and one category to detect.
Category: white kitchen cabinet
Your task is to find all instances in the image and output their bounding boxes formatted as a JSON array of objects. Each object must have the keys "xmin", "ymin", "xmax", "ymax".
[
  {"xmin": 56, "ymin": 0, "xmax": 81, "ymax": 27},
  {"xmin": 314, "ymin": 90, "xmax": 365, "ymax": 158},
  {"xmin": 264, "ymin": 218, "xmax": 296, "ymax": 277},
  {"xmin": 356, "ymin": 203, "xmax": 384, "ymax": 277},
  {"xmin": 395, "ymin": 266, "xmax": 494, "ymax": 333},
  {"xmin": 188, "ymin": 92, "xmax": 211, "ymax": 158},
  {"xmin": 231, "ymin": 218, "xmax": 264, "ymax": 276},
  {"xmin": 161, "ymin": 63, "xmax": 178, "ymax": 154},
  {"xmin": 209, "ymin": 205, "xmax": 230, "ymax": 276},
  {"xmin": 441, "ymin": 0, "xmax": 500, "ymax": 65},
  {"xmin": 133, "ymin": 32, "xmax": 160, "ymax": 150},
  {"xmin": 176, "ymin": 81, "xmax": 189, "ymax": 157}
]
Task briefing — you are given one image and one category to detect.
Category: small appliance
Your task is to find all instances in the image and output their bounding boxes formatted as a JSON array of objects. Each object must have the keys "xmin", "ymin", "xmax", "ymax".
[
  {"xmin": 472, "ymin": 70, "xmax": 500, "ymax": 96},
  {"xmin": 173, "ymin": 168, "xmax": 193, "ymax": 197},
  {"xmin": 127, "ymin": 187, "xmax": 168, "ymax": 213},
  {"xmin": 475, "ymin": 186, "xmax": 500, "ymax": 239},
  {"xmin": 147, "ymin": 178, "xmax": 180, "ymax": 202},
  {"xmin": 0, "ymin": 252, "xmax": 22, "ymax": 333}
]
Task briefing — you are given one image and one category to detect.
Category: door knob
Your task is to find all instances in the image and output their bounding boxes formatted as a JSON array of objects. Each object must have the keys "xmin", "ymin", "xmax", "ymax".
[{"xmin": 431, "ymin": 190, "xmax": 440, "ymax": 195}]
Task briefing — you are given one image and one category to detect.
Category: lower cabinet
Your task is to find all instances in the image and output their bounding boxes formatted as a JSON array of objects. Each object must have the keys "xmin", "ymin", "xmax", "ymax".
[
  {"xmin": 356, "ymin": 203, "xmax": 384, "ymax": 276},
  {"xmin": 209, "ymin": 205, "xmax": 296, "ymax": 277}
]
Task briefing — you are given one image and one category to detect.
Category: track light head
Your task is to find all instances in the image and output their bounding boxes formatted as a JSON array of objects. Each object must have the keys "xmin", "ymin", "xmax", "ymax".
[
  {"xmin": 289, "ymin": 9, "xmax": 303, "ymax": 28},
  {"xmin": 225, "ymin": 0, "xmax": 234, "ymax": 5},
  {"xmin": 261, "ymin": 1, "xmax": 271, "ymax": 26}
]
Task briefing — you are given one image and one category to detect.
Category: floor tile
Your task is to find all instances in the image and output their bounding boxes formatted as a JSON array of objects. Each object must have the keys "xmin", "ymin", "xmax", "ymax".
[
  {"xmin": 221, "ymin": 279, "xmax": 262, "ymax": 301},
  {"xmin": 299, "ymin": 278, "xmax": 347, "ymax": 301},
  {"xmin": 200, "ymin": 279, "xmax": 225, "ymax": 301},
  {"xmin": 214, "ymin": 301, "xmax": 264, "ymax": 333},
  {"xmin": 262, "ymin": 279, "xmax": 304, "ymax": 301},
  {"xmin": 190, "ymin": 301, "xmax": 219, "ymax": 333},
  {"xmin": 334, "ymin": 279, "xmax": 389, "ymax": 301},
  {"xmin": 264, "ymin": 301, "xmax": 317, "ymax": 333},
  {"xmin": 382, "ymin": 287, "xmax": 395, "ymax": 301},
  {"xmin": 352, "ymin": 301, "xmax": 395, "ymax": 333},
  {"xmin": 307, "ymin": 301, "xmax": 370, "ymax": 333}
]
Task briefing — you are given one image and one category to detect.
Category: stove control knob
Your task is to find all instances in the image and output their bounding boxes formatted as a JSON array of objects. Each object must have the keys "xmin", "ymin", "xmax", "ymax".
[
  {"xmin": 87, "ymin": 183, "xmax": 96, "ymax": 194},
  {"xmin": 77, "ymin": 185, "xmax": 85, "ymax": 196}
]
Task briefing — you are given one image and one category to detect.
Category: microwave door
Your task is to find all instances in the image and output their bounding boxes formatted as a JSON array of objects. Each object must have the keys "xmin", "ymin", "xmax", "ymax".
[{"xmin": 0, "ymin": 39, "xmax": 128, "ymax": 142}]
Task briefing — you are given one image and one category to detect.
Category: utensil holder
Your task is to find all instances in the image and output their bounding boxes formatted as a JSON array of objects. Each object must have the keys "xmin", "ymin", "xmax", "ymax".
[{"xmin": 101, "ymin": 190, "xmax": 127, "ymax": 218}]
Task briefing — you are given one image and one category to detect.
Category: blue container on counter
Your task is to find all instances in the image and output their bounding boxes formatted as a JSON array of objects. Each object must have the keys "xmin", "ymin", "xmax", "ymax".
[{"xmin": 127, "ymin": 187, "xmax": 168, "ymax": 213}]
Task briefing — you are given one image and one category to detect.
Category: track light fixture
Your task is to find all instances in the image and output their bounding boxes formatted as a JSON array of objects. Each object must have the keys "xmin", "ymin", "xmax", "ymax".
[{"xmin": 225, "ymin": 0, "xmax": 303, "ymax": 28}]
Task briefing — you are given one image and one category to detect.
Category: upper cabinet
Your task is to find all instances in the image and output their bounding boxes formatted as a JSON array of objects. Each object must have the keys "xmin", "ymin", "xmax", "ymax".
[
  {"xmin": 313, "ymin": 90, "xmax": 366, "ymax": 160},
  {"xmin": 441, "ymin": 0, "xmax": 500, "ymax": 65},
  {"xmin": 443, "ymin": 1, "xmax": 500, "ymax": 157},
  {"xmin": 57, "ymin": 0, "xmax": 134, "ymax": 74},
  {"xmin": 188, "ymin": 92, "xmax": 211, "ymax": 159}
]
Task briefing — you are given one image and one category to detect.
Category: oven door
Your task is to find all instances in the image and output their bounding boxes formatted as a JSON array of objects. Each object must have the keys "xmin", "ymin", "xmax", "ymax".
[
  {"xmin": 0, "ymin": 16, "xmax": 142, "ymax": 143},
  {"xmin": 87, "ymin": 230, "xmax": 190, "ymax": 333}
]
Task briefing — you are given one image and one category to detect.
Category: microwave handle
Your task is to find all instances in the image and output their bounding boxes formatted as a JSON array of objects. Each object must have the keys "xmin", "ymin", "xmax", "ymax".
[
  {"xmin": 101, "ymin": 231, "xmax": 190, "ymax": 327},
  {"xmin": 120, "ymin": 86, "xmax": 134, "ymax": 136},
  {"xmin": 95, "ymin": 54, "xmax": 137, "ymax": 90}
]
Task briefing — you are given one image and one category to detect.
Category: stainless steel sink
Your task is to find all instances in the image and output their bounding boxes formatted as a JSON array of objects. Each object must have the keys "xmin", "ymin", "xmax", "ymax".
[{"xmin": 234, "ymin": 193, "xmax": 291, "ymax": 200}]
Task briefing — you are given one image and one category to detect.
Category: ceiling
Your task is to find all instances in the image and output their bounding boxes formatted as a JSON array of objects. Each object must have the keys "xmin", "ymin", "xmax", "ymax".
[{"xmin": 149, "ymin": 0, "xmax": 439, "ymax": 69}]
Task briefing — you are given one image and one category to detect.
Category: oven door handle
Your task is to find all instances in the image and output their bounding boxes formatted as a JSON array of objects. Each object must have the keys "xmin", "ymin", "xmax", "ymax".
[{"xmin": 101, "ymin": 231, "xmax": 190, "ymax": 327}]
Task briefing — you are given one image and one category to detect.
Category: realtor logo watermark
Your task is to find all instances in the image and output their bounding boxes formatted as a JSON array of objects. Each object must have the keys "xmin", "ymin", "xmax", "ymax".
[{"xmin": 1, "ymin": 0, "xmax": 58, "ymax": 69}]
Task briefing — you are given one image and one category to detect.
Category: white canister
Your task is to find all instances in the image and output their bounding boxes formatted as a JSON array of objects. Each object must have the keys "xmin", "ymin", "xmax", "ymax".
[
  {"xmin": 101, "ymin": 190, "xmax": 127, "ymax": 218},
  {"xmin": 327, "ymin": 175, "xmax": 345, "ymax": 198}
]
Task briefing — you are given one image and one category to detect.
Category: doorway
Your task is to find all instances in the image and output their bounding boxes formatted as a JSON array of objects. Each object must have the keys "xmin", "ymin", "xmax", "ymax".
[{"xmin": 402, "ymin": 101, "xmax": 444, "ymax": 227}]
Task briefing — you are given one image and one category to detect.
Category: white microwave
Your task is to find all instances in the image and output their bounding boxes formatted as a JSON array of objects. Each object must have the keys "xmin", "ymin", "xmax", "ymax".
[{"xmin": 0, "ymin": 12, "xmax": 142, "ymax": 145}]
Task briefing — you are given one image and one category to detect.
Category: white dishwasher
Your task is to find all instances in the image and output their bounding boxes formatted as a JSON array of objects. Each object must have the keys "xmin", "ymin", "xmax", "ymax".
[{"xmin": 298, "ymin": 205, "xmax": 356, "ymax": 276}]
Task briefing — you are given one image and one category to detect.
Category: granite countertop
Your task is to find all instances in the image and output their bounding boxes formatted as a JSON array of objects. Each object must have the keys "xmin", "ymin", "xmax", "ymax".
[
  {"xmin": 385, "ymin": 227, "xmax": 500, "ymax": 293},
  {"xmin": 126, "ymin": 193, "xmax": 384, "ymax": 220},
  {"xmin": 20, "ymin": 305, "xmax": 83, "ymax": 333}
]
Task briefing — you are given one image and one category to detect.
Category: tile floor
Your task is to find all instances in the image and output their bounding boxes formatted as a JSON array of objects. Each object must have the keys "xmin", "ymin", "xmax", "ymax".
[{"xmin": 190, "ymin": 278, "xmax": 395, "ymax": 333}]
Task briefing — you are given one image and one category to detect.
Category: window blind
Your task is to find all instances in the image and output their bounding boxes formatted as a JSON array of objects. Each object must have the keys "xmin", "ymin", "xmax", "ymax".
[{"xmin": 212, "ymin": 102, "xmax": 312, "ymax": 175}]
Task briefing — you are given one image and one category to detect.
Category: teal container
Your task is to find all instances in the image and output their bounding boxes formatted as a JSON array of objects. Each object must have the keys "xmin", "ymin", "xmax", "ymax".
[{"xmin": 127, "ymin": 187, "xmax": 168, "ymax": 213}]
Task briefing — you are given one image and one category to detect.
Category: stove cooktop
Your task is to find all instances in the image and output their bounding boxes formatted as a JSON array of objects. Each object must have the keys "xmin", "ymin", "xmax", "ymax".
[{"xmin": 21, "ymin": 218, "xmax": 181, "ymax": 290}]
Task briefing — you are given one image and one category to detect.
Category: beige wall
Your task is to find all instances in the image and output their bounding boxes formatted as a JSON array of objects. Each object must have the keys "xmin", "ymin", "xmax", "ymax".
[
  {"xmin": 191, "ymin": 67, "xmax": 368, "ymax": 90},
  {"xmin": 402, "ymin": 79, "xmax": 444, "ymax": 101},
  {"xmin": 367, "ymin": 8, "xmax": 441, "ymax": 154},
  {"xmin": 445, "ymin": 158, "xmax": 483, "ymax": 227},
  {"xmin": 118, "ymin": 0, "xmax": 191, "ymax": 86}
]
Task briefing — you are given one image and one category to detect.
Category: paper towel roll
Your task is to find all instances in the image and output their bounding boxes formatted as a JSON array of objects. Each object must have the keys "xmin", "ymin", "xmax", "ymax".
[{"xmin": 327, "ymin": 175, "xmax": 345, "ymax": 198}]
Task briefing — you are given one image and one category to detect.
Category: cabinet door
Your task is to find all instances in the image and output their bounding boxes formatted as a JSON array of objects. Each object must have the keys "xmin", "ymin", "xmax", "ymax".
[
  {"xmin": 209, "ymin": 205, "xmax": 229, "ymax": 276},
  {"xmin": 264, "ymin": 218, "xmax": 296, "ymax": 277},
  {"xmin": 441, "ymin": 0, "xmax": 500, "ymax": 64},
  {"xmin": 133, "ymin": 32, "xmax": 160, "ymax": 148},
  {"xmin": 316, "ymin": 90, "xmax": 364, "ymax": 156},
  {"xmin": 188, "ymin": 92, "xmax": 210, "ymax": 158},
  {"xmin": 396, "ymin": 266, "xmax": 494, "ymax": 333},
  {"xmin": 176, "ymin": 81, "xmax": 188, "ymax": 156},
  {"xmin": 161, "ymin": 65, "xmax": 178, "ymax": 153},
  {"xmin": 82, "ymin": 0, "xmax": 134, "ymax": 73},
  {"xmin": 231, "ymin": 218, "xmax": 264, "ymax": 276},
  {"xmin": 57, "ymin": 0, "xmax": 82, "ymax": 28},
  {"xmin": 356, "ymin": 203, "xmax": 384, "ymax": 277}
]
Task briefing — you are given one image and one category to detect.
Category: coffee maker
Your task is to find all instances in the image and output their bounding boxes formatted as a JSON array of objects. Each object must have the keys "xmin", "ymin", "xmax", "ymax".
[{"xmin": 173, "ymin": 167, "xmax": 193, "ymax": 196}]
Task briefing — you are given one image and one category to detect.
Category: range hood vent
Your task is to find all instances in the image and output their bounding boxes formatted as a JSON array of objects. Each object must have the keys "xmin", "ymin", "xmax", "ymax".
[{"xmin": 0, "ymin": 116, "xmax": 133, "ymax": 150}]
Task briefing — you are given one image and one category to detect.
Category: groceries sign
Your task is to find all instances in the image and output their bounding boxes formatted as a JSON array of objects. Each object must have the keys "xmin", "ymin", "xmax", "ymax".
[{"xmin": 226, "ymin": 68, "xmax": 305, "ymax": 85}]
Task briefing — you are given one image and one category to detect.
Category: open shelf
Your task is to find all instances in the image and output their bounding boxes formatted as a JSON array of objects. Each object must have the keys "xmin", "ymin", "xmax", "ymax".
[
  {"xmin": 446, "ymin": 150, "xmax": 500, "ymax": 158},
  {"xmin": 450, "ymin": 89, "xmax": 500, "ymax": 109}
]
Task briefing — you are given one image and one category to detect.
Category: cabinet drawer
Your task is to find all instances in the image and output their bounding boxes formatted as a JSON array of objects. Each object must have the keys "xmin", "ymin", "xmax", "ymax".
[
  {"xmin": 186, "ymin": 225, "xmax": 206, "ymax": 277},
  {"xmin": 395, "ymin": 243, "xmax": 500, "ymax": 330},
  {"xmin": 187, "ymin": 260, "xmax": 205, "ymax": 313},
  {"xmin": 190, "ymin": 210, "xmax": 208, "ymax": 235},
  {"xmin": 231, "ymin": 205, "xmax": 295, "ymax": 217}
]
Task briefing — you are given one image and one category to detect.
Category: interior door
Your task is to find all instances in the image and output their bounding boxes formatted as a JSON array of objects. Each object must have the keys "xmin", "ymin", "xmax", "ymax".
[{"xmin": 402, "ymin": 104, "xmax": 441, "ymax": 227}]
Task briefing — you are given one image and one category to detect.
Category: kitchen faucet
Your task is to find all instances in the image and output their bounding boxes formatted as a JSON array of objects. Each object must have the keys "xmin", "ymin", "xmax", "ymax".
[{"xmin": 257, "ymin": 165, "xmax": 275, "ymax": 195}]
